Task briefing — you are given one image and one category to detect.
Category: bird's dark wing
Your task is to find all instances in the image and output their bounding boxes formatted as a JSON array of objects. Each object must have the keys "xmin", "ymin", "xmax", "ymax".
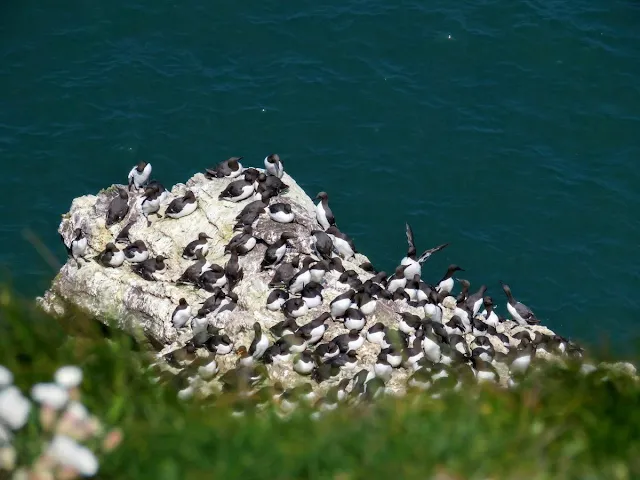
[
  {"xmin": 405, "ymin": 223, "xmax": 416, "ymax": 257},
  {"xmin": 116, "ymin": 219, "xmax": 135, "ymax": 244},
  {"xmin": 515, "ymin": 302, "xmax": 539, "ymax": 324},
  {"xmin": 417, "ymin": 243, "xmax": 449, "ymax": 264},
  {"xmin": 165, "ymin": 198, "xmax": 183, "ymax": 214}
]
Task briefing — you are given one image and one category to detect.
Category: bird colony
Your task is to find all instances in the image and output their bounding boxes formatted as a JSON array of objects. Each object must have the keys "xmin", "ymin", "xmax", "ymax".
[{"xmin": 44, "ymin": 154, "xmax": 589, "ymax": 412}]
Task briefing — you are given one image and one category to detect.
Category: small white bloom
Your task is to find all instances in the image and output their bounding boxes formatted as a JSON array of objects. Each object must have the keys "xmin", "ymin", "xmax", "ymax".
[
  {"xmin": 54, "ymin": 366, "xmax": 83, "ymax": 389},
  {"xmin": 48, "ymin": 435, "xmax": 99, "ymax": 477},
  {"xmin": 31, "ymin": 383, "xmax": 69, "ymax": 410},
  {"xmin": 0, "ymin": 365, "xmax": 13, "ymax": 388},
  {"xmin": 0, "ymin": 386, "xmax": 31, "ymax": 430},
  {"xmin": 0, "ymin": 424, "xmax": 11, "ymax": 446},
  {"xmin": 66, "ymin": 401, "xmax": 89, "ymax": 420}
]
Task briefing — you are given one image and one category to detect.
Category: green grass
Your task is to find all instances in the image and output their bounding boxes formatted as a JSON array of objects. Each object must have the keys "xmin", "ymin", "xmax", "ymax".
[{"xmin": 1, "ymin": 288, "xmax": 639, "ymax": 480}]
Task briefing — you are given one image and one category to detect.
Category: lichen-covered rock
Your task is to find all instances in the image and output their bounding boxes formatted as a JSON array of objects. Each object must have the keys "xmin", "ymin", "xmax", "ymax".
[{"xmin": 38, "ymin": 167, "xmax": 634, "ymax": 404}]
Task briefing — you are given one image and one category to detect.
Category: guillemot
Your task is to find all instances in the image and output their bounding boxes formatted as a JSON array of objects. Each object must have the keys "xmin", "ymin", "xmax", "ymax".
[
  {"xmin": 310, "ymin": 230, "xmax": 333, "ymax": 260},
  {"xmin": 61, "ymin": 228, "xmax": 87, "ymax": 267},
  {"xmin": 436, "ymin": 264, "xmax": 465, "ymax": 295},
  {"xmin": 267, "ymin": 203, "xmax": 296, "ymax": 224},
  {"xmin": 95, "ymin": 243, "xmax": 125, "ymax": 268},
  {"xmin": 260, "ymin": 232, "xmax": 295, "ymax": 270},
  {"xmin": 124, "ymin": 240, "xmax": 149, "ymax": 263},
  {"xmin": 182, "ymin": 233, "xmax": 212, "ymax": 260},
  {"xmin": 219, "ymin": 169, "xmax": 260, "ymax": 203},
  {"xmin": 106, "ymin": 188, "xmax": 129, "ymax": 227},
  {"xmin": 132, "ymin": 255, "xmax": 166, "ymax": 281},
  {"xmin": 205, "ymin": 157, "xmax": 244, "ymax": 179},
  {"xmin": 501, "ymin": 282, "xmax": 540, "ymax": 325},
  {"xmin": 325, "ymin": 226, "xmax": 356, "ymax": 259},
  {"xmin": 401, "ymin": 222, "xmax": 449, "ymax": 279},
  {"xmin": 171, "ymin": 299, "xmax": 191, "ymax": 329},
  {"xmin": 315, "ymin": 192, "xmax": 336, "ymax": 231},
  {"xmin": 165, "ymin": 191, "xmax": 197, "ymax": 219},
  {"xmin": 225, "ymin": 226, "xmax": 258, "ymax": 255},
  {"xmin": 249, "ymin": 322, "xmax": 270, "ymax": 360},
  {"xmin": 264, "ymin": 154, "xmax": 284, "ymax": 178},
  {"xmin": 128, "ymin": 161, "xmax": 152, "ymax": 190}
]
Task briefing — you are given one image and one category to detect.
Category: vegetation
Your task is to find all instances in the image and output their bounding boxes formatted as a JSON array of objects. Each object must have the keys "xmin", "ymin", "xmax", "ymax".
[{"xmin": 1, "ymin": 289, "xmax": 639, "ymax": 480}]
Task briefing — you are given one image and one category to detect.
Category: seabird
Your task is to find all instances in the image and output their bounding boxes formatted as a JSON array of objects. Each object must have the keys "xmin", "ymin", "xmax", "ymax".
[
  {"xmin": 325, "ymin": 226, "xmax": 356, "ymax": 259},
  {"xmin": 224, "ymin": 250, "xmax": 243, "ymax": 290},
  {"xmin": 328, "ymin": 351, "xmax": 358, "ymax": 369},
  {"xmin": 366, "ymin": 323, "xmax": 388, "ymax": 347},
  {"xmin": 456, "ymin": 279, "xmax": 471, "ymax": 303},
  {"xmin": 165, "ymin": 191, "xmax": 197, "ymax": 219},
  {"xmin": 288, "ymin": 256, "xmax": 314, "ymax": 294},
  {"xmin": 401, "ymin": 223, "xmax": 449, "ymax": 279},
  {"xmin": 270, "ymin": 316, "xmax": 298, "ymax": 338},
  {"xmin": 314, "ymin": 341, "xmax": 339, "ymax": 361},
  {"xmin": 225, "ymin": 226, "xmax": 258, "ymax": 255},
  {"xmin": 171, "ymin": 299, "xmax": 191, "ymax": 329},
  {"xmin": 269, "ymin": 257, "xmax": 299, "ymax": 288},
  {"xmin": 96, "ymin": 243, "xmax": 125, "ymax": 268},
  {"xmin": 198, "ymin": 265, "xmax": 227, "ymax": 291},
  {"xmin": 387, "ymin": 265, "xmax": 408, "ymax": 293},
  {"xmin": 343, "ymin": 308, "xmax": 366, "ymax": 332},
  {"xmin": 501, "ymin": 282, "xmax": 540, "ymax": 325},
  {"xmin": 233, "ymin": 200, "xmax": 266, "ymax": 229},
  {"xmin": 282, "ymin": 298, "xmax": 309, "ymax": 318},
  {"xmin": 260, "ymin": 232, "xmax": 295, "ymax": 270},
  {"xmin": 266, "ymin": 289, "xmax": 289, "ymax": 311},
  {"xmin": 309, "ymin": 260, "xmax": 328, "ymax": 284},
  {"xmin": 436, "ymin": 264, "xmax": 465, "ymax": 295},
  {"xmin": 207, "ymin": 334, "xmax": 234, "ymax": 355},
  {"xmin": 298, "ymin": 313, "xmax": 331, "ymax": 345},
  {"xmin": 115, "ymin": 219, "xmax": 135, "ymax": 244},
  {"xmin": 124, "ymin": 240, "xmax": 149, "ymax": 263},
  {"xmin": 256, "ymin": 172, "xmax": 289, "ymax": 195},
  {"xmin": 128, "ymin": 161, "xmax": 152, "ymax": 190},
  {"xmin": 106, "ymin": 189, "xmax": 130, "ymax": 227},
  {"xmin": 354, "ymin": 288, "xmax": 376, "ymax": 316},
  {"xmin": 311, "ymin": 230, "xmax": 334, "ymax": 260},
  {"xmin": 333, "ymin": 330, "xmax": 364, "ymax": 353},
  {"xmin": 293, "ymin": 351, "xmax": 316, "ymax": 375},
  {"xmin": 249, "ymin": 322, "xmax": 270, "ymax": 360},
  {"xmin": 315, "ymin": 192, "xmax": 336, "ymax": 231},
  {"xmin": 61, "ymin": 228, "xmax": 87, "ymax": 267},
  {"xmin": 132, "ymin": 255, "xmax": 166, "ymax": 281},
  {"xmin": 219, "ymin": 169, "xmax": 259, "ymax": 203},
  {"xmin": 277, "ymin": 331, "xmax": 308, "ymax": 354},
  {"xmin": 398, "ymin": 312, "xmax": 422, "ymax": 335},
  {"xmin": 267, "ymin": 203, "xmax": 296, "ymax": 224},
  {"xmin": 182, "ymin": 233, "xmax": 212, "ymax": 260},
  {"xmin": 178, "ymin": 251, "xmax": 211, "ymax": 285},
  {"xmin": 205, "ymin": 157, "xmax": 244, "ymax": 179},
  {"xmin": 337, "ymin": 270, "xmax": 362, "ymax": 289},
  {"xmin": 466, "ymin": 285, "xmax": 487, "ymax": 317},
  {"xmin": 329, "ymin": 289, "xmax": 356, "ymax": 318},
  {"xmin": 140, "ymin": 186, "xmax": 163, "ymax": 225},
  {"xmin": 264, "ymin": 154, "xmax": 284, "ymax": 178},
  {"xmin": 300, "ymin": 282, "xmax": 323, "ymax": 309},
  {"xmin": 374, "ymin": 354, "xmax": 393, "ymax": 382}
]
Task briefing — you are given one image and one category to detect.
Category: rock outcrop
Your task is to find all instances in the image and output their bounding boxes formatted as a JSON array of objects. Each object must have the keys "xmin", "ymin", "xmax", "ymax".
[{"xmin": 39, "ymin": 165, "xmax": 617, "ymax": 403}]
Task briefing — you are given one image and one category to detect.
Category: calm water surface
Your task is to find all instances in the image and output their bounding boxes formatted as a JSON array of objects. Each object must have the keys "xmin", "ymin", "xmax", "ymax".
[{"xmin": 1, "ymin": 0, "xmax": 639, "ymax": 350}]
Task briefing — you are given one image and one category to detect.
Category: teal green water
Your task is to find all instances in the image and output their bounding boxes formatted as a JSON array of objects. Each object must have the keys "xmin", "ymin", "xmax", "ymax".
[{"xmin": 1, "ymin": 0, "xmax": 639, "ymax": 349}]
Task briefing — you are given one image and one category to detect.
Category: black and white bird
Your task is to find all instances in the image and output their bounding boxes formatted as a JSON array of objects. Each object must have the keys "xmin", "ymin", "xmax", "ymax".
[
  {"xmin": 165, "ymin": 191, "xmax": 197, "ymax": 219},
  {"xmin": 501, "ymin": 282, "xmax": 540, "ymax": 325},
  {"xmin": 182, "ymin": 233, "xmax": 212, "ymax": 260},
  {"xmin": 325, "ymin": 226, "xmax": 356, "ymax": 259},
  {"xmin": 124, "ymin": 240, "xmax": 149, "ymax": 263},
  {"xmin": 61, "ymin": 228, "xmax": 87, "ymax": 267},
  {"xmin": 128, "ymin": 161, "xmax": 152, "ymax": 190},
  {"xmin": 400, "ymin": 223, "xmax": 449, "ymax": 279},
  {"xmin": 249, "ymin": 322, "xmax": 270, "ymax": 360},
  {"xmin": 310, "ymin": 230, "xmax": 333, "ymax": 260},
  {"xmin": 96, "ymin": 243, "xmax": 125, "ymax": 268},
  {"xmin": 218, "ymin": 169, "xmax": 259, "ymax": 203},
  {"xmin": 132, "ymin": 255, "xmax": 167, "ymax": 281},
  {"xmin": 205, "ymin": 157, "xmax": 244, "ymax": 179},
  {"xmin": 264, "ymin": 154, "xmax": 284, "ymax": 178},
  {"xmin": 260, "ymin": 232, "xmax": 296, "ymax": 270},
  {"xmin": 315, "ymin": 192, "xmax": 336, "ymax": 230},
  {"xmin": 436, "ymin": 264, "xmax": 465, "ymax": 295},
  {"xmin": 267, "ymin": 203, "xmax": 295, "ymax": 224},
  {"xmin": 106, "ymin": 189, "xmax": 129, "ymax": 227},
  {"xmin": 171, "ymin": 298, "xmax": 191, "ymax": 328},
  {"xmin": 225, "ymin": 226, "xmax": 258, "ymax": 255},
  {"xmin": 330, "ymin": 289, "xmax": 356, "ymax": 318}
]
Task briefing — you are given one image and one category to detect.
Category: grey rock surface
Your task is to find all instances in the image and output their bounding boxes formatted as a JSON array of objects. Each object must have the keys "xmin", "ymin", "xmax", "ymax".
[{"xmin": 39, "ymin": 167, "xmax": 633, "ymax": 404}]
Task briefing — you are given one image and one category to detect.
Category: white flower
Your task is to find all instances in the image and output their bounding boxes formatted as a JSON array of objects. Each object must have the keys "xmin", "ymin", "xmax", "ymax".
[
  {"xmin": 48, "ymin": 435, "xmax": 99, "ymax": 477},
  {"xmin": 66, "ymin": 401, "xmax": 89, "ymax": 421},
  {"xmin": 0, "ymin": 386, "xmax": 31, "ymax": 430},
  {"xmin": 0, "ymin": 424, "xmax": 11, "ymax": 446},
  {"xmin": 31, "ymin": 383, "xmax": 69, "ymax": 410},
  {"xmin": 54, "ymin": 366, "xmax": 83, "ymax": 389},
  {"xmin": 0, "ymin": 365, "xmax": 13, "ymax": 388}
]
